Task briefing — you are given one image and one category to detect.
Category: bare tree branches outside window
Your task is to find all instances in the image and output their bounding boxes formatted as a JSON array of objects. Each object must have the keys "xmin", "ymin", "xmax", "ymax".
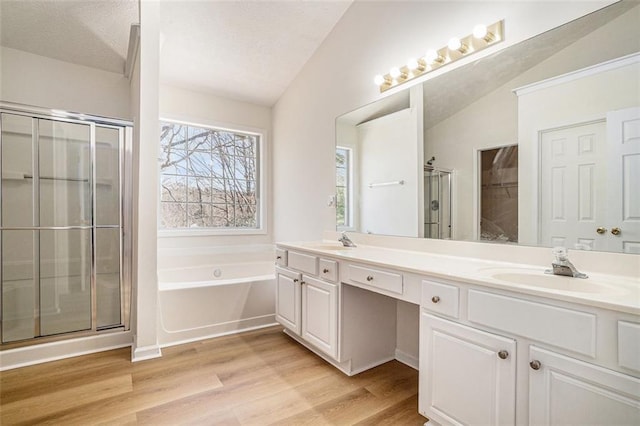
[{"xmin": 159, "ymin": 121, "xmax": 259, "ymax": 229}]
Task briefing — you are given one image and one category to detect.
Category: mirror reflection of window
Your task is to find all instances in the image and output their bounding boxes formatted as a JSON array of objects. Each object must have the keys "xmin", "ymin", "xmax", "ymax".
[
  {"xmin": 480, "ymin": 145, "xmax": 518, "ymax": 243},
  {"xmin": 336, "ymin": 147, "xmax": 352, "ymax": 228}
]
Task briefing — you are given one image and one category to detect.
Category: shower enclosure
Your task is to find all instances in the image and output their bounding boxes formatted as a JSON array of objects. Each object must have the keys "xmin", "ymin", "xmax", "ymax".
[
  {"xmin": 0, "ymin": 103, "xmax": 132, "ymax": 346},
  {"xmin": 424, "ymin": 166, "xmax": 452, "ymax": 239}
]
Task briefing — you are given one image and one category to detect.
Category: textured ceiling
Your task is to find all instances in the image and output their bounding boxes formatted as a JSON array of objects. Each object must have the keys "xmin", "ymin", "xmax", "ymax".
[
  {"xmin": 0, "ymin": 0, "xmax": 139, "ymax": 74},
  {"xmin": 159, "ymin": 1, "xmax": 352, "ymax": 106}
]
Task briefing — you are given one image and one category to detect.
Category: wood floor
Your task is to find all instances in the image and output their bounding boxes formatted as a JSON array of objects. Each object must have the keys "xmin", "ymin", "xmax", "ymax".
[{"xmin": 0, "ymin": 326, "xmax": 427, "ymax": 425}]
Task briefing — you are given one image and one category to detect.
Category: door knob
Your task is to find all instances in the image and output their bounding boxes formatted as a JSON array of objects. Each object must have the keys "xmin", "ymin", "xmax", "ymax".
[
  {"xmin": 596, "ymin": 227, "xmax": 607, "ymax": 234},
  {"xmin": 611, "ymin": 227, "xmax": 621, "ymax": 236}
]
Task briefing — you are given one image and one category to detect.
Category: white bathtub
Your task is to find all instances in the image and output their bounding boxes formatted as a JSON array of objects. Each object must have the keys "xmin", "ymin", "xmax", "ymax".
[
  {"xmin": 157, "ymin": 245, "xmax": 277, "ymax": 347},
  {"xmin": 158, "ymin": 261, "xmax": 275, "ymax": 291}
]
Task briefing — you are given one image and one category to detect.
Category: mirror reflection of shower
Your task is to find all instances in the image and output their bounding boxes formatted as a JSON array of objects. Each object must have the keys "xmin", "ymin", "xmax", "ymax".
[{"xmin": 424, "ymin": 157, "xmax": 452, "ymax": 239}]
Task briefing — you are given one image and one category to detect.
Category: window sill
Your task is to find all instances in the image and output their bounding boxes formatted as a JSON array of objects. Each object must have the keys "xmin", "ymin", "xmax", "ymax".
[{"xmin": 158, "ymin": 227, "xmax": 267, "ymax": 238}]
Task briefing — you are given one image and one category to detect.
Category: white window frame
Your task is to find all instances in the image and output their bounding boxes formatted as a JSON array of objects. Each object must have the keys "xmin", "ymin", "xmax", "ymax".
[
  {"xmin": 157, "ymin": 117, "xmax": 267, "ymax": 237},
  {"xmin": 336, "ymin": 145, "xmax": 354, "ymax": 231}
]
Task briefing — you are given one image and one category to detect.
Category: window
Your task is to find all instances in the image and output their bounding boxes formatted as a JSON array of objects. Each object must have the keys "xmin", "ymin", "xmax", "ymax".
[
  {"xmin": 159, "ymin": 120, "xmax": 262, "ymax": 232},
  {"xmin": 336, "ymin": 146, "xmax": 351, "ymax": 228}
]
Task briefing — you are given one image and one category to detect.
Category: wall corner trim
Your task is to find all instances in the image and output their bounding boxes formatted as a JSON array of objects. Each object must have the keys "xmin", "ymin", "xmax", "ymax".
[{"xmin": 132, "ymin": 343, "xmax": 162, "ymax": 362}]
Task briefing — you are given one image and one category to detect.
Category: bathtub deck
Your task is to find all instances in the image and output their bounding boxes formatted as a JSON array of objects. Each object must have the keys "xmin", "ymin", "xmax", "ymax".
[{"xmin": 0, "ymin": 326, "xmax": 426, "ymax": 425}]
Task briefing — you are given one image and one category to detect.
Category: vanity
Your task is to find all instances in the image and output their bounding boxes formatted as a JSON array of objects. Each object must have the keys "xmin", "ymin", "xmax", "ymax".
[{"xmin": 274, "ymin": 239, "xmax": 640, "ymax": 425}]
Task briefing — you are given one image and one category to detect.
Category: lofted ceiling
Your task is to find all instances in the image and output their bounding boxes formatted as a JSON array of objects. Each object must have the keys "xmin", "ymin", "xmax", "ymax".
[
  {"xmin": 158, "ymin": 1, "xmax": 352, "ymax": 106},
  {"xmin": 0, "ymin": 0, "xmax": 352, "ymax": 107},
  {"xmin": 0, "ymin": 0, "xmax": 139, "ymax": 74}
]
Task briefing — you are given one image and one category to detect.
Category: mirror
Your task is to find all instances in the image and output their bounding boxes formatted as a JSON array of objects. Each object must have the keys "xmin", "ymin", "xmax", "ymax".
[{"xmin": 336, "ymin": 1, "xmax": 640, "ymax": 254}]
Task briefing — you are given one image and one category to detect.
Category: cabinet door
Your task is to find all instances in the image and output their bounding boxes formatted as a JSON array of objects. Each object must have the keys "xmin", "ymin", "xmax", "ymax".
[
  {"xmin": 302, "ymin": 275, "xmax": 338, "ymax": 358},
  {"xmin": 275, "ymin": 267, "xmax": 301, "ymax": 335},
  {"xmin": 419, "ymin": 313, "xmax": 516, "ymax": 425},
  {"xmin": 529, "ymin": 346, "xmax": 640, "ymax": 425}
]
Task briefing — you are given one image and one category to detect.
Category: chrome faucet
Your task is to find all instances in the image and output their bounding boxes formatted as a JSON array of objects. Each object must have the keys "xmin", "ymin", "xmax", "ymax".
[
  {"xmin": 545, "ymin": 247, "xmax": 588, "ymax": 279},
  {"xmin": 338, "ymin": 232, "xmax": 357, "ymax": 247}
]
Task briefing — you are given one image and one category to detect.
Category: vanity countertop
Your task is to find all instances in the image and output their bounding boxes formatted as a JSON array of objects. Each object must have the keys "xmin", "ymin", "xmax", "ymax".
[{"xmin": 277, "ymin": 240, "xmax": 640, "ymax": 315}]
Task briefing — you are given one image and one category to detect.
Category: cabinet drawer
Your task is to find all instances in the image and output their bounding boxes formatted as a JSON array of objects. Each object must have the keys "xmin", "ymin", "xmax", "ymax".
[
  {"xmin": 288, "ymin": 251, "xmax": 318, "ymax": 275},
  {"xmin": 319, "ymin": 258, "xmax": 338, "ymax": 283},
  {"xmin": 347, "ymin": 264, "xmax": 403, "ymax": 295},
  {"xmin": 421, "ymin": 280, "xmax": 459, "ymax": 318},
  {"xmin": 468, "ymin": 290, "xmax": 596, "ymax": 357},
  {"xmin": 275, "ymin": 248, "xmax": 288, "ymax": 267},
  {"xmin": 618, "ymin": 321, "xmax": 640, "ymax": 373}
]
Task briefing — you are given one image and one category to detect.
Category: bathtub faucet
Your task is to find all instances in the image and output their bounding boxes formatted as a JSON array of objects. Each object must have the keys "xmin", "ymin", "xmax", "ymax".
[{"xmin": 338, "ymin": 232, "xmax": 357, "ymax": 247}]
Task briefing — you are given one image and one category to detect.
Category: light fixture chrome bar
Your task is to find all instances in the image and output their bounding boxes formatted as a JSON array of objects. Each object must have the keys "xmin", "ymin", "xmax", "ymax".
[{"xmin": 376, "ymin": 20, "xmax": 504, "ymax": 93}]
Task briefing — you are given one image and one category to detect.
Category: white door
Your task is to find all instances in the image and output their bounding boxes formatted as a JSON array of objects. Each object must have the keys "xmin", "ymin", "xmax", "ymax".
[
  {"xmin": 539, "ymin": 121, "xmax": 607, "ymax": 251},
  {"xmin": 529, "ymin": 346, "xmax": 640, "ymax": 425},
  {"xmin": 419, "ymin": 313, "xmax": 516, "ymax": 426},
  {"xmin": 607, "ymin": 107, "xmax": 640, "ymax": 254},
  {"xmin": 275, "ymin": 267, "xmax": 301, "ymax": 335},
  {"xmin": 301, "ymin": 275, "xmax": 338, "ymax": 358}
]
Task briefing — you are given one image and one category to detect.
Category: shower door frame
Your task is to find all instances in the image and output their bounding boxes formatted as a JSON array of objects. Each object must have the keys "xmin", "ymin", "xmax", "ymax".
[{"xmin": 0, "ymin": 101, "xmax": 133, "ymax": 348}]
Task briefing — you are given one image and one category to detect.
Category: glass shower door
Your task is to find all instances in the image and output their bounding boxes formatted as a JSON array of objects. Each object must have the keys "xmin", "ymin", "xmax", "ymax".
[{"xmin": 38, "ymin": 119, "xmax": 92, "ymax": 336}]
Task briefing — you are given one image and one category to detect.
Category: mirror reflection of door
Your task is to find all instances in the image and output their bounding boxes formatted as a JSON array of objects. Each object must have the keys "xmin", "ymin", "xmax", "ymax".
[
  {"xmin": 539, "ymin": 108, "xmax": 640, "ymax": 254},
  {"xmin": 479, "ymin": 145, "xmax": 518, "ymax": 243}
]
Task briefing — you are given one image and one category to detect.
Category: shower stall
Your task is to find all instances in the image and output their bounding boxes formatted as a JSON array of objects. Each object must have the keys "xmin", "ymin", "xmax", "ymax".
[
  {"xmin": 0, "ymin": 103, "xmax": 132, "ymax": 346},
  {"xmin": 424, "ymin": 165, "xmax": 453, "ymax": 239}
]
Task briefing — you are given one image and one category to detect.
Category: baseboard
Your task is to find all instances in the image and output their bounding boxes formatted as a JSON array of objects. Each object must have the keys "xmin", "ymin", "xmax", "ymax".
[
  {"xmin": 395, "ymin": 348, "xmax": 419, "ymax": 370},
  {"xmin": 0, "ymin": 331, "xmax": 133, "ymax": 371},
  {"xmin": 131, "ymin": 343, "xmax": 162, "ymax": 362}
]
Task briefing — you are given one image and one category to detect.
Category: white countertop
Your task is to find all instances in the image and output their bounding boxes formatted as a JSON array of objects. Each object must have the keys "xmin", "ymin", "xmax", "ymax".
[{"xmin": 277, "ymin": 240, "xmax": 640, "ymax": 315}]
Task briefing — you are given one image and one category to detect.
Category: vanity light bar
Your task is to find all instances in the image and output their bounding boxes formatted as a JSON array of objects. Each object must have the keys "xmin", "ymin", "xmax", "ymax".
[{"xmin": 375, "ymin": 20, "xmax": 504, "ymax": 93}]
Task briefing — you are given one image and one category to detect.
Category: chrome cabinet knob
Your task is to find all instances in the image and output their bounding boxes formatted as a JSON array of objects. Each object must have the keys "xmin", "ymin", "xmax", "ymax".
[
  {"xmin": 530, "ymin": 360, "xmax": 541, "ymax": 370},
  {"xmin": 498, "ymin": 350, "xmax": 509, "ymax": 360},
  {"xmin": 293, "ymin": 278, "xmax": 299, "ymax": 283},
  {"xmin": 276, "ymin": 256, "xmax": 282, "ymax": 260},
  {"xmin": 596, "ymin": 227, "xmax": 607, "ymax": 234},
  {"xmin": 323, "ymin": 268, "xmax": 330, "ymax": 273},
  {"xmin": 431, "ymin": 296, "xmax": 440, "ymax": 304},
  {"xmin": 366, "ymin": 275, "xmax": 374, "ymax": 281},
  {"xmin": 611, "ymin": 227, "xmax": 621, "ymax": 236}
]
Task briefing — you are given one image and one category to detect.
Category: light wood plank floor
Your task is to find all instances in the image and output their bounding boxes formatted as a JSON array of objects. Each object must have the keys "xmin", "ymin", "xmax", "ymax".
[{"xmin": 1, "ymin": 326, "xmax": 428, "ymax": 425}]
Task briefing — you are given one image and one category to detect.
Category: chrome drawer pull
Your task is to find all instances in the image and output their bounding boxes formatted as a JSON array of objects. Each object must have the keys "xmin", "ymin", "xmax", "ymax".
[
  {"xmin": 431, "ymin": 296, "xmax": 440, "ymax": 304},
  {"xmin": 366, "ymin": 275, "xmax": 374, "ymax": 281},
  {"xmin": 323, "ymin": 268, "xmax": 330, "ymax": 273},
  {"xmin": 498, "ymin": 350, "xmax": 509, "ymax": 360},
  {"xmin": 530, "ymin": 360, "xmax": 541, "ymax": 370}
]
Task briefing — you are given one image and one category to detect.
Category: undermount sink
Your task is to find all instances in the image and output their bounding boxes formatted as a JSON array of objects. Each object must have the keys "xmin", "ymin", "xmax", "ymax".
[{"xmin": 480, "ymin": 267, "xmax": 626, "ymax": 294}]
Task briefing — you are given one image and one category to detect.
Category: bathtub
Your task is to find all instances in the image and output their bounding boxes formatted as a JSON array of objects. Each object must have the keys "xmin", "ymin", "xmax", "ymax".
[{"xmin": 157, "ymin": 245, "xmax": 277, "ymax": 347}]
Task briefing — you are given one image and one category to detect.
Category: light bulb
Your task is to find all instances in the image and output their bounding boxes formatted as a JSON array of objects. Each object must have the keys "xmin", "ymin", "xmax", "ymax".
[
  {"xmin": 407, "ymin": 58, "xmax": 419, "ymax": 70},
  {"xmin": 425, "ymin": 49, "xmax": 439, "ymax": 64},
  {"xmin": 448, "ymin": 37, "xmax": 461, "ymax": 51},
  {"xmin": 390, "ymin": 67, "xmax": 402, "ymax": 79},
  {"xmin": 374, "ymin": 75, "xmax": 386, "ymax": 86},
  {"xmin": 473, "ymin": 24, "xmax": 488, "ymax": 39}
]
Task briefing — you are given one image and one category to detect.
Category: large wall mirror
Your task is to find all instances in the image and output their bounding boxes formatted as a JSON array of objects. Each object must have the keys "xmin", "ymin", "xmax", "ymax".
[{"xmin": 336, "ymin": 1, "xmax": 640, "ymax": 254}]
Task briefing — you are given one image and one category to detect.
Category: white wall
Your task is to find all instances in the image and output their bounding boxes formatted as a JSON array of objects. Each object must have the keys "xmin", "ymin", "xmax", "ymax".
[
  {"xmin": 272, "ymin": 0, "xmax": 615, "ymax": 243},
  {"xmin": 0, "ymin": 46, "xmax": 131, "ymax": 119},
  {"xmin": 158, "ymin": 84, "xmax": 273, "ymax": 249}
]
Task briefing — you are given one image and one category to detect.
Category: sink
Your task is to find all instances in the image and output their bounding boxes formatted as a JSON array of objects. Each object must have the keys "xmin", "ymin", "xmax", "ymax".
[{"xmin": 480, "ymin": 267, "xmax": 627, "ymax": 294}]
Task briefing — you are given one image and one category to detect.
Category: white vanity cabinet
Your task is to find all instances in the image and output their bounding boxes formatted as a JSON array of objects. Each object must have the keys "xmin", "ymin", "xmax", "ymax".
[
  {"xmin": 275, "ymin": 249, "xmax": 339, "ymax": 359},
  {"xmin": 420, "ymin": 313, "xmax": 516, "ymax": 425},
  {"xmin": 528, "ymin": 346, "xmax": 640, "ymax": 425},
  {"xmin": 419, "ymin": 278, "xmax": 640, "ymax": 425}
]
